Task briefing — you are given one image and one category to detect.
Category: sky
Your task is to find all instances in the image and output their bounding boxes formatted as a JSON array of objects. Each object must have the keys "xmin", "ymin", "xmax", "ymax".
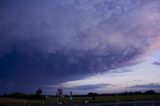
[{"xmin": 0, "ymin": 0, "xmax": 160, "ymax": 95}]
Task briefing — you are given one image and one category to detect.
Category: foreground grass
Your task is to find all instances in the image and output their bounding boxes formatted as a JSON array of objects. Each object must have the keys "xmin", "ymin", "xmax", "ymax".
[
  {"xmin": 83, "ymin": 94, "xmax": 160, "ymax": 103},
  {"xmin": 46, "ymin": 94, "xmax": 160, "ymax": 103},
  {"xmin": 1, "ymin": 94, "xmax": 160, "ymax": 104},
  {"xmin": 0, "ymin": 97, "xmax": 41, "ymax": 104}
]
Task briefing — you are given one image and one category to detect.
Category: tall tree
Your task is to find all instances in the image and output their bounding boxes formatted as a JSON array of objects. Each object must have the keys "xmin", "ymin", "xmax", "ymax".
[{"xmin": 35, "ymin": 89, "xmax": 42, "ymax": 95}]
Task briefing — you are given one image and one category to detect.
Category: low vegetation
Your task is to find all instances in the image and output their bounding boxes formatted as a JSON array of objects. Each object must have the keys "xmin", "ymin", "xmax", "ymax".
[
  {"xmin": 0, "ymin": 97, "xmax": 41, "ymax": 104},
  {"xmin": 1, "ymin": 89, "xmax": 160, "ymax": 104}
]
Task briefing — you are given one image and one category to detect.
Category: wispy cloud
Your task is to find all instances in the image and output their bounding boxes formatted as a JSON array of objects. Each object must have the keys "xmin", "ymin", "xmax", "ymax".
[
  {"xmin": 129, "ymin": 83, "xmax": 160, "ymax": 89},
  {"xmin": 67, "ymin": 84, "xmax": 110, "ymax": 91},
  {"xmin": 153, "ymin": 61, "xmax": 160, "ymax": 65}
]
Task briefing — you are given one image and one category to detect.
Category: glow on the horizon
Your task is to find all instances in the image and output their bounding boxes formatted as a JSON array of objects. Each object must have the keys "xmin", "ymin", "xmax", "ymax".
[{"xmin": 55, "ymin": 50, "xmax": 160, "ymax": 93}]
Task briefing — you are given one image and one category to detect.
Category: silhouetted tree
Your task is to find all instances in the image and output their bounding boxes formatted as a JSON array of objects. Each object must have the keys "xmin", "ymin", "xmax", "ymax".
[
  {"xmin": 127, "ymin": 92, "xmax": 134, "ymax": 95},
  {"xmin": 134, "ymin": 91, "xmax": 142, "ymax": 95},
  {"xmin": 57, "ymin": 88, "xmax": 63, "ymax": 97},
  {"xmin": 35, "ymin": 89, "xmax": 42, "ymax": 95},
  {"xmin": 88, "ymin": 92, "xmax": 98, "ymax": 100},
  {"xmin": 1, "ymin": 89, "xmax": 45, "ymax": 100},
  {"xmin": 144, "ymin": 90, "xmax": 156, "ymax": 94},
  {"xmin": 34, "ymin": 89, "xmax": 45, "ymax": 100}
]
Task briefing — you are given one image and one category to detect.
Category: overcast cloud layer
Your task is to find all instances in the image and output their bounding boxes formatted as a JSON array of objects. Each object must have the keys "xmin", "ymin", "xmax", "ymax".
[{"xmin": 0, "ymin": 0, "xmax": 160, "ymax": 93}]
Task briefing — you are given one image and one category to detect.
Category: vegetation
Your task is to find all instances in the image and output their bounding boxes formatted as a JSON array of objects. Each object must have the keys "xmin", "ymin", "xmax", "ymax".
[
  {"xmin": 0, "ymin": 97, "xmax": 41, "ymax": 104},
  {"xmin": 1, "ymin": 89, "xmax": 45, "ymax": 100},
  {"xmin": 45, "ymin": 94, "xmax": 160, "ymax": 104},
  {"xmin": 0, "ymin": 89, "xmax": 160, "ymax": 104}
]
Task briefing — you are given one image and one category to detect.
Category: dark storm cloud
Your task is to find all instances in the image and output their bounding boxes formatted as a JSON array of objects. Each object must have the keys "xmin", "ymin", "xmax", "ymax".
[
  {"xmin": 129, "ymin": 83, "xmax": 160, "ymax": 89},
  {"xmin": 69, "ymin": 84, "xmax": 110, "ymax": 91},
  {"xmin": 153, "ymin": 61, "xmax": 160, "ymax": 66},
  {"xmin": 0, "ymin": 0, "xmax": 160, "ymax": 93}
]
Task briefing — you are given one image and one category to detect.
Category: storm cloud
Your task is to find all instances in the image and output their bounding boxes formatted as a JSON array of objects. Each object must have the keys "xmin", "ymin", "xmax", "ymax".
[
  {"xmin": 129, "ymin": 83, "xmax": 160, "ymax": 89},
  {"xmin": 0, "ymin": 0, "xmax": 160, "ymax": 93}
]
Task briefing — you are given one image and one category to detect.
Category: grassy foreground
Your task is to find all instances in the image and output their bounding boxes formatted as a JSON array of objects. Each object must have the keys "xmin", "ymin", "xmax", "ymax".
[
  {"xmin": 0, "ymin": 97, "xmax": 41, "ymax": 104},
  {"xmin": 46, "ymin": 94, "xmax": 160, "ymax": 103},
  {"xmin": 1, "ymin": 94, "xmax": 160, "ymax": 104}
]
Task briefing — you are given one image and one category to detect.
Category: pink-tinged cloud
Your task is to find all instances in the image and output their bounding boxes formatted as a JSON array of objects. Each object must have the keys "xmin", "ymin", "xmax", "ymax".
[{"xmin": 0, "ymin": 0, "xmax": 160, "ymax": 94}]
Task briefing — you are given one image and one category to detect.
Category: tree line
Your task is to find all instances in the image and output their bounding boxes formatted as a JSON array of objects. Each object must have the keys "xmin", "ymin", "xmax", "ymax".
[
  {"xmin": 0, "ymin": 89, "xmax": 159, "ymax": 100},
  {"xmin": 86, "ymin": 90, "xmax": 159, "ymax": 100},
  {"xmin": 0, "ymin": 89, "xmax": 45, "ymax": 100}
]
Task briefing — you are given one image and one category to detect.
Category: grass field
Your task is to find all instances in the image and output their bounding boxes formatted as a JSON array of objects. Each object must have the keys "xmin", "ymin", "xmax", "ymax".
[
  {"xmin": 1, "ymin": 94, "xmax": 160, "ymax": 104},
  {"xmin": 45, "ymin": 94, "xmax": 160, "ymax": 103},
  {"xmin": 0, "ymin": 97, "xmax": 41, "ymax": 104}
]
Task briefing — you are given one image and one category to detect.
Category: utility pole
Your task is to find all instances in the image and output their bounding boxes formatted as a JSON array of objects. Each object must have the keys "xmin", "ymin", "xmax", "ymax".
[{"xmin": 70, "ymin": 89, "xmax": 73, "ymax": 104}]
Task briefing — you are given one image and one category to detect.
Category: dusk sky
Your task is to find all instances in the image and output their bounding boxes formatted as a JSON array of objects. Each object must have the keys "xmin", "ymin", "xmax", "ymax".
[{"xmin": 0, "ymin": 0, "xmax": 160, "ymax": 95}]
